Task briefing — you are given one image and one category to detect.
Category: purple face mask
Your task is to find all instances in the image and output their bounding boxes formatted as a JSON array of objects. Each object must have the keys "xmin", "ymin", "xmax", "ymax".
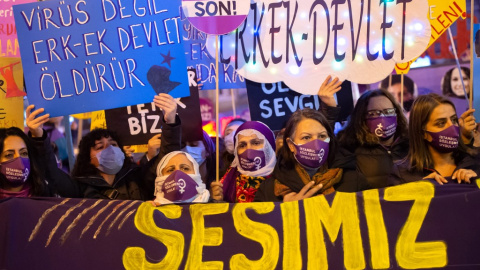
[
  {"xmin": 238, "ymin": 149, "xmax": 265, "ymax": 171},
  {"xmin": 292, "ymin": 139, "xmax": 329, "ymax": 169},
  {"xmin": 366, "ymin": 116, "xmax": 397, "ymax": 139},
  {"xmin": 1, "ymin": 157, "xmax": 30, "ymax": 187},
  {"xmin": 162, "ymin": 170, "xmax": 199, "ymax": 203},
  {"xmin": 425, "ymin": 125, "xmax": 460, "ymax": 153}
]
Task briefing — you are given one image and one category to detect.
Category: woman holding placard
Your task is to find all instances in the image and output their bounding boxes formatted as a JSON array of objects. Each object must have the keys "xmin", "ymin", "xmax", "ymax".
[
  {"xmin": 70, "ymin": 93, "xmax": 182, "ymax": 200},
  {"xmin": 25, "ymin": 93, "xmax": 182, "ymax": 200},
  {"xmin": 211, "ymin": 121, "xmax": 276, "ymax": 203},
  {"xmin": 0, "ymin": 125, "xmax": 75, "ymax": 198},
  {"xmin": 389, "ymin": 93, "xmax": 479, "ymax": 185}
]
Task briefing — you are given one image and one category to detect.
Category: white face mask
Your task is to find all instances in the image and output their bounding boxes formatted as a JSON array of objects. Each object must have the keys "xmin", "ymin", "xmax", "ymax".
[
  {"xmin": 223, "ymin": 123, "xmax": 242, "ymax": 154},
  {"xmin": 182, "ymin": 141, "xmax": 206, "ymax": 165},
  {"xmin": 224, "ymin": 132, "xmax": 235, "ymax": 154}
]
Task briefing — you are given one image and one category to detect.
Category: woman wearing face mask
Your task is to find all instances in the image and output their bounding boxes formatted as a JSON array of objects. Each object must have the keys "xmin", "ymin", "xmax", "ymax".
[
  {"xmin": 211, "ymin": 121, "xmax": 276, "ymax": 203},
  {"xmin": 0, "ymin": 127, "xmax": 48, "ymax": 198},
  {"xmin": 336, "ymin": 90, "xmax": 409, "ymax": 191},
  {"xmin": 254, "ymin": 109, "xmax": 342, "ymax": 202},
  {"xmin": 182, "ymin": 130, "xmax": 216, "ymax": 189},
  {"xmin": 152, "ymin": 151, "xmax": 209, "ymax": 205},
  {"xmin": 220, "ymin": 118, "xmax": 246, "ymax": 176},
  {"xmin": 389, "ymin": 94, "xmax": 479, "ymax": 185}
]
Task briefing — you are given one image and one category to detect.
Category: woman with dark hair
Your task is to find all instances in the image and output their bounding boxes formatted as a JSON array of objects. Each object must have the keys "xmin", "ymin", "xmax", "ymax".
[
  {"xmin": 0, "ymin": 127, "xmax": 47, "ymax": 198},
  {"xmin": 389, "ymin": 94, "xmax": 478, "ymax": 185},
  {"xmin": 254, "ymin": 108, "xmax": 342, "ymax": 202},
  {"xmin": 442, "ymin": 67, "xmax": 470, "ymax": 98},
  {"xmin": 336, "ymin": 89, "xmax": 409, "ymax": 191},
  {"xmin": 211, "ymin": 121, "xmax": 276, "ymax": 203}
]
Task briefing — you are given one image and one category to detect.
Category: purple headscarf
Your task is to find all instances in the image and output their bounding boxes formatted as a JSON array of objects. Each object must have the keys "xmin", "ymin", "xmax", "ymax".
[{"xmin": 222, "ymin": 121, "xmax": 276, "ymax": 202}]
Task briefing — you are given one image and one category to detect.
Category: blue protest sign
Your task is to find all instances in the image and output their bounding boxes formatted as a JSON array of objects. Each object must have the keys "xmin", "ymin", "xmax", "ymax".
[
  {"xmin": 474, "ymin": 24, "xmax": 480, "ymax": 121},
  {"xmin": 179, "ymin": 7, "xmax": 245, "ymax": 90},
  {"xmin": 13, "ymin": 0, "xmax": 190, "ymax": 117}
]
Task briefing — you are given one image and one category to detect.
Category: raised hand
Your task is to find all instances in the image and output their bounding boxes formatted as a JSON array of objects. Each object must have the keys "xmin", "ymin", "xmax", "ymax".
[
  {"xmin": 153, "ymin": 93, "xmax": 177, "ymax": 124},
  {"xmin": 317, "ymin": 75, "xmax": 343, "ymax": 107},
  {"xmin": 26, "ymin": 105, "xmax": 50, "ymax": 138}
]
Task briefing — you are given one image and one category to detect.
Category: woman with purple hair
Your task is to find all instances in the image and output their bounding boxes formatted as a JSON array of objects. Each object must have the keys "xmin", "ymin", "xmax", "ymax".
[{"xmin": 210, "ymin": 121, "xmax": 276, "ymax": 203}]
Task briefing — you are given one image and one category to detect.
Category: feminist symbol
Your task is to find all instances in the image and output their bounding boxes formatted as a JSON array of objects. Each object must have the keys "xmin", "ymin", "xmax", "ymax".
[
  {"xmin": 375, "ymin": 123, "xmax": 384, "ymax": 137},
  {"xmin": 254, "ymin": 157, "xmax": 262, "ymax": 170},
  {"xmin": 178, "ymin": 179, "xmax": 186, "ymax": 194}
]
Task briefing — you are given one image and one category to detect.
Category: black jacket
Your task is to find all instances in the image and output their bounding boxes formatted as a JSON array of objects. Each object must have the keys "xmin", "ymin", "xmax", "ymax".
[
  {"xmin": 75, "ymin": 115, "xmax": 183, "ymax": 200},
  {"xmin": 30, "ymin": 132, "xmax": 78, "ymax": 197},
  {"xmin": 335, "ymin": 137, "xmax": 409, "ymax": 191}
]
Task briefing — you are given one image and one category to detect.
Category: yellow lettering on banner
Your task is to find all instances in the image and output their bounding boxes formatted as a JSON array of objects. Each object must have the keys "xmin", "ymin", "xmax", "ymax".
[
  {"xmin": 475, "ymin": 179, "xmax": 480, "ymax": 189},
  {"xmin": 304, "ymin": 193, "xmax": 365, "ymax": 270},
  {"xmin": 185, "ymin": 203, "xmax": 229, "ymax": 270},
  {"xmin": 281, "ymin": 201, "xmax": 301, "ymax": 270},
  {"xmin": 384, "ymin": 182, "xmax": 447, "ymax": 269},
  {"xmin": 123, "ymin": 203, "xmax": 184, "ymax": 270},
  {"xmin": 363, "ymin": 189, "xmax": 390, "ymax": 269},
  {"xmin": 230, "ymin": 203, "xmax": 280, "ymax": 270}
]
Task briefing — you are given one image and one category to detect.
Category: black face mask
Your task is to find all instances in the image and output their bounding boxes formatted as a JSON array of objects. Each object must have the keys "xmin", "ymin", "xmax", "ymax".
[{"xmin": 403, "ymin": 99, "xmax": 414, "ymax": 112}]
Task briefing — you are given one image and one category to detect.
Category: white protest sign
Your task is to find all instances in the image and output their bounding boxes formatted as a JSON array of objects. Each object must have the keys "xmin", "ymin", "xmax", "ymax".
[{"xmin": 207, "ymin": 0, "xmax": 431, "ymax": 95}]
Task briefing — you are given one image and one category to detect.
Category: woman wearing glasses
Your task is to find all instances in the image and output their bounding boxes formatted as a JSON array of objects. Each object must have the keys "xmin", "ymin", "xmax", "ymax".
[
  {"xmin": 389, "ymin": 94, "xmax": 478, "ymax": 185},
  {"xmin": 254, "ymin": 108, "xmax": 343, "ymax": 202},
  {"xmin": 336, "ymin": 90, "xmax": 409, "ymax": 191}
]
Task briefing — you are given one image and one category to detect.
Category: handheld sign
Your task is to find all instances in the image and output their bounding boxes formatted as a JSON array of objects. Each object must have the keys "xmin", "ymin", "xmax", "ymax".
[
  {"xmin": 182, "ymin": 0, "xmax": 250, "ymax": 35},
  {"xmin": 0, "ymin": 57, "xmax": 25, "ymax": 129},
  {"xmin": 207, "ymin": 0, "xmax": 432, "ymax": 95},
  {"xmin": 13, "ymin": 0, "xmax": 190, "ymax": 117},
  {"xmin": 179, "ymin": 8, "xmax": 246, "ymax": 90},
  {"xmin": 104, "ymin": 68, "xmax": 203, "ymax": 145},
  {"xmin": 246, "ymin": 80, "xmax": 353, "ymax": 131}
]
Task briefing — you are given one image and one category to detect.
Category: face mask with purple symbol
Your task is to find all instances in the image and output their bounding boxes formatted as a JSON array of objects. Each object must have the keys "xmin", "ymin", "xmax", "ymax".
[
  {"xmin": 292, "ymin": 138, "xmax": 330, "ymax": 169},
  {"xmin": 238, "ymin": 149, "xmax": 265, "ymax": 171},
  {"xmin": 366, "ymin": 116, "xmax": 397, "ymax": 139}
]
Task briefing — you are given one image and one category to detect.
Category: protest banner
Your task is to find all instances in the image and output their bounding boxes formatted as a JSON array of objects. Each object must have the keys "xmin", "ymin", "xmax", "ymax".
[
  {"xmin": 206, "ymin": 0, "xmax": 432, "ymax": 95},
  {"xmin": 394, "ymin": 0, "xmax": 467, "ymax": 74},
  {"xmin": 1, "ymin": 181, "xmax": 480, "ymax": 269},
  {"xmin": 13, "ymin": 0, "xmax": 190, "ymax": 117},
  {"xmin": 0, "ymin": 0, "xmax": 35, "ymax": 57},
  {"xmin": 104, "ymin": 68, "xmax": 203, "ymax": 145},
  {"xmin": 474, "ymin": 24, "xmax": 480, "ymax": 120},
  {"xmin": 180, "ymin": 7, "xmax": 245, "ymax": 90},
  {"xmin": 246, "ymin": 80, "xmax": 353, "ymax": 131},
  {"xmin": 0, "ymin": 57, "xmax": 25, "ymax": 129}
]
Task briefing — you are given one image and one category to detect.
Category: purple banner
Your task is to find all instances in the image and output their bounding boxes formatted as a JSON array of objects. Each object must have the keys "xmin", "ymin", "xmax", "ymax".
[{"xmin": 1, "ymin": 180, "xmax": 480, "ymax": 269}]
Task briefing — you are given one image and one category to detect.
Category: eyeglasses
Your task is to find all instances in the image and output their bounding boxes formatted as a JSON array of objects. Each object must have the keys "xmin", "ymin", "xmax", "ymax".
[{"xmin": 365, "ymin": 108, "xmax": 396, "ymax": 119}]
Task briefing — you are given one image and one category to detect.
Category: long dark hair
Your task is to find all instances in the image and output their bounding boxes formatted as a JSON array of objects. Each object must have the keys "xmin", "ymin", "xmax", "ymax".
[
  {"xmin": 278, "ymin": 108, "xmax": 337, "ymax": 170},
  {"xmin": 408, "ymin": 93, "xmax": 468, "ymax": 171},
  {"xmin": 0, "ymin": 127, "xmax": 45, "ymax": 195},
  {"xmin": 72, "ymin": 129, "xmax": 128, "ymax": 178},
  {"xmin": 338, "ymin": 89, "xmax": 408, "ymax": 150},
  {"xmin": 442, "ymin": 67, "xmax": 470, "ymax": 98}
]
